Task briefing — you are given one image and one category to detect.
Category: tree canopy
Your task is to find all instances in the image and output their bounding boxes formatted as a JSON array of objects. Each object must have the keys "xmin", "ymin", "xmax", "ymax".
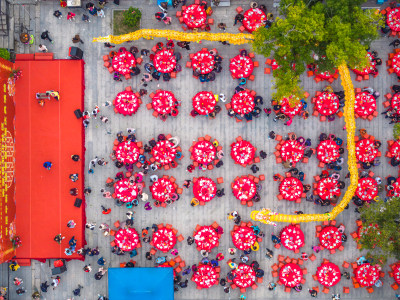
[
  {"xmin": 252, "ymin": 0, "xmax": 383, "ymax": 101},
  {"xmin": 359, "ymin": 197, "xmax": 400, "ymax": 265}
]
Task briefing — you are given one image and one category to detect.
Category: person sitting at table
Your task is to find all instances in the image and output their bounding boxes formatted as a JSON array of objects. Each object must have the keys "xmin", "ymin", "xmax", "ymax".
[
  {"xmin": 240, "ymin": 49, "xmax": 247, "ymax": 57},
  {"xmin": 163, "ymin": 73, "xmax": 171, "ymax": 82},
  {"xmin": 88, "ymin": 6, "xmax": 97, "ymax": 16},
  {"xmin": 234, "ymin": 13, "xmax": 244, "ymax": 25},
  {"xmin": 381, "ymin": 24, "xmax": 391, "ymax": 35}
]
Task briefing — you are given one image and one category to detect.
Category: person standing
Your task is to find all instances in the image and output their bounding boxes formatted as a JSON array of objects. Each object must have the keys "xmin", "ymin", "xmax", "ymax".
[
  {"xmin": 67, "ymin": 12, "xmax": 76, "ymax": 21},
  {"xmin": 41, "ymin": 30, "xmax": 53, "ymax": 43},
  {"xmin": 38, "ymin": 44, "xmax": 48, "ymax": 52}
]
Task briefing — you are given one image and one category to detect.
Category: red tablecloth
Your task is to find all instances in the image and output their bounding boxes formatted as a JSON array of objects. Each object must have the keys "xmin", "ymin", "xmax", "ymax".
[
  {"xmin": 115, "ymin": 228, "xmax": 140, "ymax": 251},
  {"xmin": 153, "ymin": 49, "xmax": 176, "ymax": 73},
  {"xmin": 192, "ymin": 264, "xmax": 218, "ymax": 288},
  {"xmin": 192, "ymin": 140, "xmax": 216, "ymax": 165},
  {"xmin": 280, "ymin": 96, "xmax": 302, "ymax": 117},
  {"xmin": 152, "ymin": 140, "xmax": 177, "ymax": 165},
  {"xmin": 317, "ymin": 140, "xmax": 340, "ymax": 163},
  {"xmin": 352, "ymin": 52, "xmax": 376, "ymax": 76},
  {"xmin": 116, "ymin": 141, "xmax": 140, "ymax": 164},
  {"xmin": 231, "ymin": 90, "xmax": 255, "ymax": 114},
  {"xmin": 152, "ymin": 90, "xmax": 177, "ymax": 115},
  {"xmin": 279, "ymin": 263, "xmax": 303, "ymax": 288},
  {"xmin": 392, "ymin": 178, "xmax": 400, "ymax": 197},
  {"xmin": 279, "ymin": 177, "xmax": 303, "ymax": 201},
  {"xmin": 356, "ymin": 177, "xmax": 378, "ymax": 201},
  {"xmin": 355, "ymin": 92, "xmax": 376, "ymax": 117},
  {"xmin": 114, "ymin": 178, "xmax": 138, "ymax": 203},
  {"xmin": 355, "ymin": 139, "xmax": 378, "ymax": 163},
  {"xmin": 393, "ymin": 263, "xmax": 400, "ymax": 284},
  {"xmin": 391, "ymin": 93, "xmax": 400, "ymax": 114},
  {"xmin": 280, "ymin": 225, "xmax": 304, "ymax": 251},
  {"xmin": 194, "ymin": 226, "xmax": 219, "ymax": 251},
  {"xmin": 192, "ymin": 91, "xmax": 216, "ymax": 115},
  {"xmin": 232, "ymin": 227, "xmax": 256, "ymax": 250},
  {"xmin": 315, "ymin": 92, "xmax": 339, "ymax": 116},
  {"xmin": 114, "ymin": 91, "xmax": 140, "ymax": 116},
  {"xmin": 316, "ymin": 262, "xmax": 341, "ymax": 287},
  {"xmin": 390, "ymin": 140, "xmax": 400, "ymax": 160},
  {"xmin": 152, "ymin": 227, "xmax": 177, "ymax": 252},
  {"xmin": 230, "ymin": 140, "xmax": 255, "ymax": 165},
  {"xmin": 315, "ymin": 69, "xmax": 337, "ymax": 80},
  {"xmin": 271, "ymin": 59, "xmax": 280, "ymax": 70},
  {"xmin": 193, "ymin": 177, "xmax": 216, "ymax": 202},
  {"xmin": 150, "ymin": 177, "xmax": 175, "ymax": 202},
  {"xmin": 388, "ymin": 8, "xmax": 400, "ymax": 32},
  {"xmin": 192, "ymin": 50, "xmax": 215, "ymax": 74},
  {"xmin": 317, "ymin": 177, "xmax": 340, "ymax": 201},
  {"xmin": 232, "ymin": 177, "xmax": 256, "ymax": 201},
  {"xmin": 319, "ymin": 226, "xmax": 342, "ymax": 250},
  {"xmin": 354, "ymin": 264, "xmax": 379, "ymax": 287},
  {"xmin": 112, "ymin": 51, "xmax": 136, "ymax": 75},
  {"xmin": 183, "ymin": 4, "xmax": 206, "ymax": 29},
  {"xmin": 280, "ymin": 140, "xmax": 304, "ymax": 163},
  {"xmin": 392, "ymin": 52, "xmax": 400, "ymax": 77},
  {"xmin": 230, "ymin": 55, "xmax": 254, "ymax": 79},
  {"xmin": 232, "ymin": 264, "xmax": 256, "ymax": 288},
  {"xmin": 242, "ymin": 8, "xmax": 266, "ymax": 32}
]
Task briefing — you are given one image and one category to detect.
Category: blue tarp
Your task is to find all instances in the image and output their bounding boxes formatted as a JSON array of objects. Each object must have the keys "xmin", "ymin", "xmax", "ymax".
[
  {"xmin": 157, "ymin": 0, "xmax": 173, "ymax": 6},
  {"xmin": 108, "ymin": 267, "xmax": 174, "ymax": 300}
]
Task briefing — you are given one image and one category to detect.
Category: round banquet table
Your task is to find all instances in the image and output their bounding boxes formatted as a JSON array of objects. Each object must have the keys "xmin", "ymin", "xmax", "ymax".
[
  {"xmin": 352, "ymin": 52, "xmax": 376, "ymax": 76},
  {"xmin": 230, "ymin": 55, "xmax": 254, "ymax": 79},
  {"xmin": 355, "ymin": 92, "xmax": 377, "ymax": 117},
  {"xmin": 392, "ymin": 178, "xmax": 400, "ymax": 197},
  {"xmin": 115, "ymin": 228, "xmax": 140, "ymax": 251},
  {"xmin": 112, "ymin": 51, "xmax": 136, "ymax": 75},
  {"xmin": 232, "ymin": 226, "xmax": 256, "ymax": 250},
  {"xmin": 183, "ymin": 4, "xmax": 206, "ymax": 29},
  {"xmin": 280, "ymin": 140, "xmax": 304, "ymax": 163},
  {"xmin": 152, "ymin": 227, "xmax": 177, "ymax": 252},
  {"xmin": 192, "ymin": 140, "xmax": 216, "ymax": 165},
  {"xmin": 316, "ymin": 262, "xmax": 341, "ymax": 287},
  {"xmin": 280, "ymin": 96, "xmax": 302, "ymax": 117},
  {"xmin": 153, "ymin": 49, "xmax": 176, "ymax": 73},
  {"xmin": 390, "ymin": 140, "xmax": 400, "ymax": 161},
  {"xmin": 114, "ymin": 178, "xmax": 138, "ymax": 203},
  {"xmin": 192, "ymin": 264, "xmax": 218, "ymax": 288},
  {"xmin": 232, "ymin": 264, "xmax": 256, "ymax": 288},
  {"xmin": 150, "ymin": 178, "xmax": 176, "ymax": 202},
  {"xmin": 354, "ymin": 264, "xmax": 380, "ymax": 287},
  {"xmin": 356, "ymin": 177, "xmax": 378, "ymax": 201},
  {"xmin": 116, "ymin": 141, "xmax": 140, "ymax": 164},
  {"xmin": 315, "ymin": 69, "xmax": 337, "ymax": 80},
  {"xmin": 231, "ymin": 90, "xmax": 255, "ymax": 114},
  {"xmin": 279, "ymin": 263, "xmax": 303, "ymax": 288},
  {"xmin": 355, "ymin": 139, "xmax": 378, "ymax": 163},
  {"xmin": 319, "ymin": 226, "xmax": 342, "ymax": 250},
  {"xmin": 280, "ymin": 225, "xmax": 304, "ymax": 251},
  {"xmin": 271, "ymin": 59, "xmax": 280, "ymax": 70},
  {"xmin": 387, "ymin": 8, "xmax": 400, "ymax": 32},
  {"xmin": 191, "ymin": 50, "xmax": 215, "ymax": 74},
  {"xmin": 393, "ymin": 263, "xmax": 400, "ymax": 284},
  {"xmin": 279, "ymin": 177, "xmax": 303, "ymax": 201},
  {"xmin": 114, "ymin": 91, "xmax": 140, "ymax": 116},
  {"xmin": 192, "ymin": 91, "xmax": 216, "ymax": 115},
  {"xmin": 392, "ymin": 52, "xmax": 400, "ymax": 77},
  {"xmin": 232, "ymin": 177, "xmax": 256, "ymax": 201},
  {"xmin": 230, "ymin": 140, "xmax": 255, "ymax": 165},
  {"xmin": 152, "ymin": 90, "xmax": 177, "ymax": 115},
  {"xmin": 193, "ymin": 177, "xmax": 217, "ymax": 202},
  {"xmin": 242, "ymin": 8, "xmax": 267, "ymax": 32},
  {"xmin": 317, "ymin": 177, "xmax": 340, "ymax": 201},
  {"xmin": 391, "ymin": 93, "xmax": 400, "ymax": 114},
  {"xmin": 194, "ymin": 226, "xmax": 219, "ymax": 251},
  {"xmin": 317, "ymin": 140, "xmax": 340, "ymax": 164},
  {"xmin": 152, "ymin": 140, "xmax": 177, "ymax": 165},
  {"xmin": 315, "ymin": 92, "xmax": 339, "ymax": 116}
]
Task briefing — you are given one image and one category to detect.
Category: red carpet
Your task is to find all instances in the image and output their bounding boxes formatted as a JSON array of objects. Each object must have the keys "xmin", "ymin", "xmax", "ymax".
[{"xmin": 14, "ymin": 56, "xmax": 86, "ymax": 260}]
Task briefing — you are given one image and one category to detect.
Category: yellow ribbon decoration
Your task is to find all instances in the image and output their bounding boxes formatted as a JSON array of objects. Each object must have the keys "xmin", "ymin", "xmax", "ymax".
[{"xmin": 93, "ymin": 29, "xmax": 358, "ymax": 223}]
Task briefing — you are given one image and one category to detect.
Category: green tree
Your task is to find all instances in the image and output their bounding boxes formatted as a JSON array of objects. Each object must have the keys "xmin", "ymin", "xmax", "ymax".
[
  {"xmin": 0, "ymin": 48, "xmax": 10, "ymax": 61},
  {"xmin": 358, "ymin": 197, "xmax": 400, "ymax": 265},
  {"xmin": 123, "ymin": 7, "xmax": 141, "ymax": 29},
  {"xmin": 394, "ymin": 123, "xmax": 400, "ymax": 140},
  {"xmin": 252, "ymin": 0, "xmax": 383, "ymax": 101}
]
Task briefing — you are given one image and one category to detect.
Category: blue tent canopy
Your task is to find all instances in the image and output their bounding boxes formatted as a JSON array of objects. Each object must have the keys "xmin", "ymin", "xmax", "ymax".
[{"xmin": 108, "ymin": 267, "xmax": 174, "ymax": 300}]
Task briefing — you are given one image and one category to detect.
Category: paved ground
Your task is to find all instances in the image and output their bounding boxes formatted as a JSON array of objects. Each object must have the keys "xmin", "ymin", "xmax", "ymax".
[{"xmin": 1, "ymin": 0, "xmax": 399, "ymax": 299}]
